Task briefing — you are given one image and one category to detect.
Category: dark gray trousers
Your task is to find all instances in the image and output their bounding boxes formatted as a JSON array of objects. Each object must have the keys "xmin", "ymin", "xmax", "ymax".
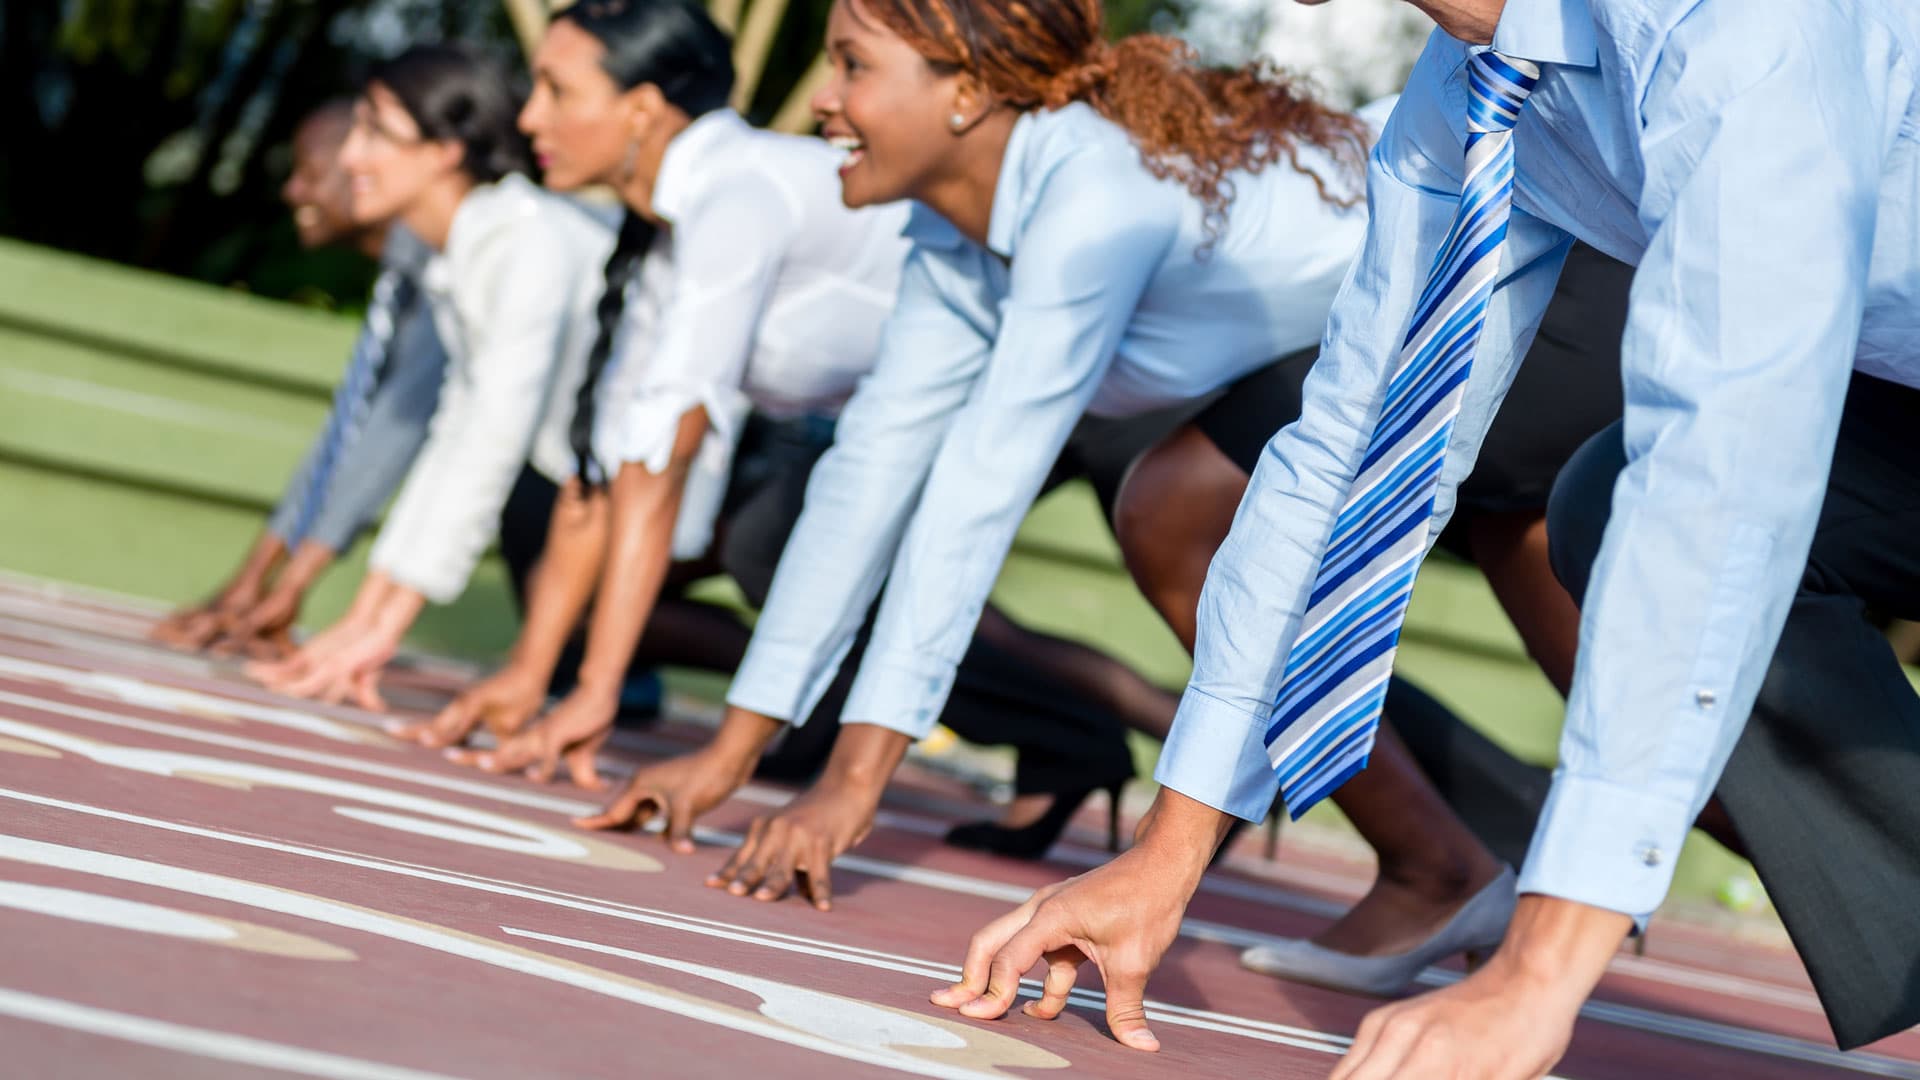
[{"xmin": 1545, "ymin": 374, "xmax": 1920, "ymax": 1049}]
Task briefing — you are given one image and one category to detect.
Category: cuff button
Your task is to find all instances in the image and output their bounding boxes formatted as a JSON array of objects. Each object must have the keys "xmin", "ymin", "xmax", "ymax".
[{"xmin": 1638, "ymin": 844, "xmax": 1664, "ymax": 868}]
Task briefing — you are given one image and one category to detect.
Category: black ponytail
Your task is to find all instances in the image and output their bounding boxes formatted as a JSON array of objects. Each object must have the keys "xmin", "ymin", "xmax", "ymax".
[
  {"xmin": 554, "ymin": 0, "xmax": 734, "ymax": 116},
  {"xmin": 558, "ymin": 0, "xmax": 736, "ymax": 489},
  {"xmin": 370, "ymin": 44, "xmax": 534, "ymax": 183},
  {"xmin": 571, "ymin": 212, "xmax": 660, "ymax": 488}
]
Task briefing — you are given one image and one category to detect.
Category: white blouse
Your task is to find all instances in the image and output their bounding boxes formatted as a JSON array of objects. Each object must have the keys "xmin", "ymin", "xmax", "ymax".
[
  {"xmin": 593, "ymin": 109, "xmax": 910, "ymax": 478},
  {"xmin": 369, "ymin": 174, "xmax": 615, "ymax": 604}
]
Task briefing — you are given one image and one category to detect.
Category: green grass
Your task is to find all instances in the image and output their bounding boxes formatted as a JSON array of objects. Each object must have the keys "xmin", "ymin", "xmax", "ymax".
[{"xmin": 0, "ymin": 236, "xmax": 1787, "ymax": 923}]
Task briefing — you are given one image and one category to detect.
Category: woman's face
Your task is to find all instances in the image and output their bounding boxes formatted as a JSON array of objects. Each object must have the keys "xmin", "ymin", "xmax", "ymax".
[
  {"xmin": 519, "ymin": 21, "xmax": 635, "ymax": 191},
  {"xmin": 813, "ymin": 0, "xmax": 970, "ymax": 208},
  {"xmin": 337, "ymin": 82, "xmax": 461, "ymax": 226}
]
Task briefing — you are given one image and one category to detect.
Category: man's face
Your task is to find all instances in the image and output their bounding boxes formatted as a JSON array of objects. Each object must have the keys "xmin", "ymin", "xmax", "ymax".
[{"xmin": 280, "ymin": 111, "xmax": 358, "ymax": 249}]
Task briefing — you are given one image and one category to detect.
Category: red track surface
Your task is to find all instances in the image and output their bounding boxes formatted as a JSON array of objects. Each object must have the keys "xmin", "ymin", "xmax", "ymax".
[{"xmin": 0, "ymin": 574, "xmax": 1915, "ymax": 1079}]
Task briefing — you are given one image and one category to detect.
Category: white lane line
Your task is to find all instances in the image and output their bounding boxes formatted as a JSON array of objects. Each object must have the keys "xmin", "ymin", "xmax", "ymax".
[
  {"xmin": 0, "ymin": 655, "xmax": 385, "ymax": 745},
  {"xmin": 0, "ymin": 689, "xmax": 584, "ymax": 815},
  {"xmin": 1410, "ymin": 967, "xmax": 1920, "ymax": 1079},
  {"xmin": 0, "ymin": 616, "xmax": 221, "ymax": 677},
  {"xmin": 280, "ymin": 845, "xmax": 1348, "ymax": 1051},
  {"xmin": 0, "ymin": 836, "xmax": 1023, "ymax": 1080},
  {"xmin": 1603, "ymin": 954, "xmax": 1823, "ymax": 1013},
  {"xmin": 0, "ymin": 681, "xmax": 1847, "ymax": 1021},
  {"xmin": 0, "ymin": 787, "xmax": 1346, "ymax": 1055},
  {"xmin": 0, "ymin": 987, "xmax": 464, "ymax": 1080},
  {"xmin": 4, "ymin": 786, "xmax": 1913, "ymax": 1078},
  {"xmin": 0, "ymin": 572, "xmax": 170, "ymax": 615}
]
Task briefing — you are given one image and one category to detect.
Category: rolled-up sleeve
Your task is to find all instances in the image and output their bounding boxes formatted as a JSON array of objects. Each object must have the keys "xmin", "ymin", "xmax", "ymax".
[
  {"xmin": 726, "ymin": 247, "xmax": 990, "ymax": 724},
  {"xmin": 1520, "ymin": 7, "xmax": 1890, "ymax": 919},
  {"xmin": 840, "ymin": 151, "xmax": 1177, "ymax": 738},
  {"xmin": 610, "ymin": 172, "xmax": 798, "ymax": 473}
]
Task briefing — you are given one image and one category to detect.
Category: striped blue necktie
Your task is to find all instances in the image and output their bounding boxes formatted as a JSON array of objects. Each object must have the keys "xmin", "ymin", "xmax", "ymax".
[
  {"xmin": 1266, "ymin": 51, "xmax": 1541, "ymax": 817},
  {"xmin": 284, "ymin": 268, "xmax": 416, "ymax": 545}
]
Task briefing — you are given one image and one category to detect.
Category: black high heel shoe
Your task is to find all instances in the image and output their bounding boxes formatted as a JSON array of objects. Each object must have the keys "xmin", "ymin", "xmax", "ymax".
[{"xmin": 944, "ymin": 783, "xmax": 1125, "ymax": 860}]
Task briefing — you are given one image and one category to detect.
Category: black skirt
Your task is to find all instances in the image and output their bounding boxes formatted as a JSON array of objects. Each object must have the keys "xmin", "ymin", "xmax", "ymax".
[{"xmin": 1188, "ymin": 241, "xmax": 1631, "ymax": 519}]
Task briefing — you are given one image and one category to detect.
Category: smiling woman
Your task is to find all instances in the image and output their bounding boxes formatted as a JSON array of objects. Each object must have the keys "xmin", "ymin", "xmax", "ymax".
[
  {"xmin": 825, "ymin": 0, "xmax": 1367, "ymax": 236},
  {"xmin": 538, "ymin": 0, "xmax": 1394, "ymax": 910}
]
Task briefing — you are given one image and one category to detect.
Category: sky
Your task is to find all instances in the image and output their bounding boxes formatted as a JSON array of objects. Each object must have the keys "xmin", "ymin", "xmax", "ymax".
[{"xmin": 1186, "ymin": 0, "xmax": 1436, "ymax": 107}]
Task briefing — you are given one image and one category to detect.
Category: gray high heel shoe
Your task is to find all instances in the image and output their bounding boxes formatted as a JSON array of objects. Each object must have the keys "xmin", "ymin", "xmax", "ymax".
[{"xmin": 1239, "ymin": 865, "xmax": 1517, "ymax": 996}]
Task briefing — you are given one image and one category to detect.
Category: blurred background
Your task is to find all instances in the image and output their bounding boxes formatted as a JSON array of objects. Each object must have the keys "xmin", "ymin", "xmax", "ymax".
[
  {"xmin": 7, "ymin": 0, "xmax": 1805, "ymax": 916},
  {"xmin": 0, "ymin": 0, "xmax": 1431, "ymax": 311}
]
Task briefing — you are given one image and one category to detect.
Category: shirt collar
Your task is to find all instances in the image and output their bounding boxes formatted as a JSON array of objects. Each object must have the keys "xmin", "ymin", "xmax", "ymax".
[
  {"xmin": 1490, "ymin": 0, "xmax": 1598, "ymax": 68},
  {"xmin": 902, "ymin": 202, "xmax": 965, "ymax": 251},
  {"xmin": 984, "ymin": 108, "xmax": 1040, "ymax": 259},
  {"xmin": 652, "ymin": 108, "xmax": 749, "ymax": 224}
]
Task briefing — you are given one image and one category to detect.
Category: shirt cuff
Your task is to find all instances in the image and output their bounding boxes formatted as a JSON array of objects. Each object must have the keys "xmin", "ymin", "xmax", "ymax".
[
  {"xmin": 1154, "ymin": 686, "xmax": 1281, "ymax": 822},
  {"xmin": 1516, "ymin": 773, "xmax": 1694, "ymax": 921},
  {"xmin": 368, "ymin": 542, "xmax": 467, "ymax": 606},
  {"xmin": 727, "ymin": 634, "xmax": 852, "ymax": 728},
  {"xmin": 841, "ymin": 649, "xmax": 956, "ymax": 741}
]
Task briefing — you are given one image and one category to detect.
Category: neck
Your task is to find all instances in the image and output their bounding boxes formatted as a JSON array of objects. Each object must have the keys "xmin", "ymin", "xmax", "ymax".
[
  {"xmin": 401, "ymin": 174, "xmax": 479, "ymax": 251},
  {"xmin": 1411, "ymin": 0, "xmax": 1505, "ymax": 45},
  {"xmin": 618, "ymin": 111, "xmax": 695, "ymax": 225},
  {"xmin": 916, "ymin": 110, "xmax": 1018, "ymax": 250},
  {"xmin": 355, "ymin": 224, "xmax": 389, "ymax": 261}
]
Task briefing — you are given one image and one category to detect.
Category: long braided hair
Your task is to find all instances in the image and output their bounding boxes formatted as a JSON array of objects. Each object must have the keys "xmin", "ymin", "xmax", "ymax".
[
  {"xmin": 559, "ymin": 0, "xmax": 735, "ymax": 487},
  {"xmin": 570, "ymin": 213, "xmax": 659, "ymax": 487}
]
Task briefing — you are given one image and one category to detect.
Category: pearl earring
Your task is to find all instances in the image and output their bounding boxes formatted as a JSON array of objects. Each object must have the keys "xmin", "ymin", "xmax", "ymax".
[{"xmin": 949, "ymin": 112, "xmax": 966, "ymax": 131}]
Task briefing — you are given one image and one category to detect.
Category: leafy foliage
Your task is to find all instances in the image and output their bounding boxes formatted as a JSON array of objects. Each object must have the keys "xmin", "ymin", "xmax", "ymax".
[{"xmin": 0, "ymin": 0, "xmax": 1193, "ymax": 304}]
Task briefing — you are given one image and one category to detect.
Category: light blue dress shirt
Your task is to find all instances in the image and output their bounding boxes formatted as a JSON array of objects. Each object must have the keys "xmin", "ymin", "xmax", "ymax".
[
  {"xmin": 266, "ymin": 230, "xmax": 446, "ymax": 554},
  {"xmin": 727, "ymin": 100, "xmax": 1378, "ymax": 738},
  {"xmin": 1159, "ymin": 0, "xmax": 1920, "ymax": 921}
]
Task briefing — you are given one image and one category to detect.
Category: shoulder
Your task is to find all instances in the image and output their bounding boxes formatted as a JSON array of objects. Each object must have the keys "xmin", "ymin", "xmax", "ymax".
[
  {"xmin": 1004, "ymin": 104, "xmax": 1178, "ymax": 229},
  {"xmin": 465, "ymin": 179, "xmax": 610, "ymax": 264},
  {"xmin": 1017, "ymin": 102, "xmax": 1143, "ymax": 176}
]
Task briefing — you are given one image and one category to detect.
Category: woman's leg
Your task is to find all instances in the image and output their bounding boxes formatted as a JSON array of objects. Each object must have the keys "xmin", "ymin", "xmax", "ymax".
[
  {"xmin": 1115, "ymin": 424, "xmax": 1505, "ymax": 955},
  {"xmin": 973, "ymin": 607, "xmax": 1179, "ymax": 741},
  {"xmin": 1465, "ymin": 510, "xmax": 1579, "ymax": 694}
]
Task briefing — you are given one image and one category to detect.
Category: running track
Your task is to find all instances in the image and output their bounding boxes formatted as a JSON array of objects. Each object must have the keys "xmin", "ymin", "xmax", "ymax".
[{"xmin": 0, "ymin": 574, "xmax": 1915, "ymax": 1079}]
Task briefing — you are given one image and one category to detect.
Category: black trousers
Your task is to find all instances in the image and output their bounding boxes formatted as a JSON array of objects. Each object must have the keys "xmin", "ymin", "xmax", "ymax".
[
  {"xmin": 739, "ymin": 413, "xmax": 1137, "ymax": 796},
  {"xmin": 496, "ymin": 418, "xmax": 1137, "ymax": 798},
  {"xmin": 1546, "ymin": 374, "xmax": 1920, "ymax": 1049}
]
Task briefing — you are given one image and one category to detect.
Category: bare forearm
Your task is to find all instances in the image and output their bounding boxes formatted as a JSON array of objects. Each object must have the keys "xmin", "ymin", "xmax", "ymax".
[
  {"xmin": 509, "ymin": 486, "xmax": 610, "ymax": 679},
  {"xmin": 223, "ymin": 534, "xmax": 290, "ymax": 604},
  {"xmin": 711, "ymin": 706, "xmax": 786, "ymax": 771},
  {"xmin": 574, "ymin": 408, "xmax": 709, "ymax": 693},
  {"xmin": 1135, "ymin": 788, "xmax": 1236, "ymax": 884},
  {"xmin": 342, "ymin": 571, "xmax": 401, "ymax": 627},
  {"xmin": 368, "ymin": 585, "xmax": 427, "ymax": 642},
  {"xmin": 266, "ymin": 541, "xmax": 337, "ymax": 601},
  {"xmin": 574, "ymin": 467, "xmax": 684, "ymax": 692},
  {"xmin": 820, "ymin": 723, "xmax": 913, "ymax": 801},
  {"xmin": 1496, "ymin": 894, "xmax": 1631, "ymax": 997}
]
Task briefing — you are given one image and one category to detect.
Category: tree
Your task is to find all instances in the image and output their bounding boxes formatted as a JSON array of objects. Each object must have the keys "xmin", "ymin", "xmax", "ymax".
[{"xmin": 0, "ymin": 0, "xmax": 1198, "ymax": 304}]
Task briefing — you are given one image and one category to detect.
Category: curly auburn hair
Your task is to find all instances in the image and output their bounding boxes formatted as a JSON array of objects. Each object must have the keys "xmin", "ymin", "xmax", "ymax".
[{"xmin": 858, "ymin": 0, "xmax": 1369, "ymax": 237}]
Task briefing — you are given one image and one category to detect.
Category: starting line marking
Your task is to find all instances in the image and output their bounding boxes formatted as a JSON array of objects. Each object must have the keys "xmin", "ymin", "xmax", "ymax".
[{"xmin": 0, "ymin": 987, "xmax": 462, "ymax": 1080}]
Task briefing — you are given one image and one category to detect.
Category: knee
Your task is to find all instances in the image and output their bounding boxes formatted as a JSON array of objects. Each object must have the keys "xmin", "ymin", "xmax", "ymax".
[
  {"xmin": 1545, "ymin": 421, "xmax": 1627, "ymax": 605},
  {"xmin": 1113, "ymin": 445, "xmax": 1198, "ymax": 603},
  {"xmin": 1113, "ymin": 428, "xmax": 1246, "ymax": 610}
]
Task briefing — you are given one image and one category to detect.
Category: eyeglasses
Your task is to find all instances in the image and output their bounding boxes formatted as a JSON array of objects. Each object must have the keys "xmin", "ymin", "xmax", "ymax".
[{"xmin": 352, "ymin": 99, "xmax": 427, "ymax": 148}]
